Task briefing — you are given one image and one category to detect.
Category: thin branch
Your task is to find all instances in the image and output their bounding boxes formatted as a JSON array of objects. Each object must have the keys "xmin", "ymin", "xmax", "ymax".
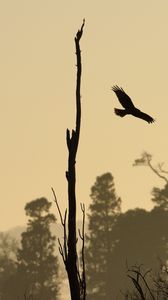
[
  {"xmin": 76, "ymin": 256, "xmax": 83, "ymax": 293},
  {"xmin": 63, "ymin": 209, "xmax": 68, "ymax": 261},
  {"xmin": 51, "ymin": 187, "xmax": 64, "ymax": 225},
  {"xmin": 133, "ymin": 152, "xmax": 168, "ymax": 183},
  {"xmin": 51, "ymin": 187, "xmax": 68, "ymax": 264},
  {"xmin": 158, "ymin": 163, "xmax": 168, "ymax": 175},
  {"xmin": 78, "ymin": 228, "xmax": 82, "ymax": 240},
  {"xmin": 135, "ymin": 270, "xmax": 155, "ymax": 300},
  {"xmin": 58, "ymin": 238, "xmax": 64, "ymax": 258},
  {"xmin": 146, "ymin": 156, "xmax": 168, "ymax": 184},
  {"xmin": 78, "ymin": 203, "xmax": 86, "ymax": 300},
  {"xmin": 127, "ymin": 266, "xmax": 155, "ymax": 300},
  {"xmin": 127, "ymin": 274, "xmax": 146, "ymax": 300}
]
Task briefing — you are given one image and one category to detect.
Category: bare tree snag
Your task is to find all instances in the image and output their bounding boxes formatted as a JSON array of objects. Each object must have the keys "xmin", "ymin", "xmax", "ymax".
[
  {"xmin": 133, "ymin": 152, "xmax": 168, "ymax": 184},
  {"xmin": 66, "ymin": 19, "xmax": 85, "ymax": 300},
  {"xmin": 52, "ymin": 19, "xmax": 85, "ymax": 300}
]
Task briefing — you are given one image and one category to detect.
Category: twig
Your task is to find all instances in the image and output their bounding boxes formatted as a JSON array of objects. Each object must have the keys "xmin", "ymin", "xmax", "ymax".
[
  {"xmin": 78, "ymin": 203, "xmax": 86, "ymax": 300},
  {"xmin": 158, "ymin": 163, "xmax": 168, "ymax": 175},
  {"xmin": 133, "ymin": 152, "xmax": 168, "ymax": 183},
  {"xmin": 51, "ymin": 187, "xmax": 64, "ymax": 225},
  {"xmin": 51, "ymin": 187, "xmax": 68, "ymax": 265},
  {"xmin": 146, "ymin": 156, "xmax": 168, "ymax": 184}
]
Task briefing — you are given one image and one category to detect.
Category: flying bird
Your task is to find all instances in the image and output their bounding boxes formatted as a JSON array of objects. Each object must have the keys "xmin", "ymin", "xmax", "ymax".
[{"xmin": 112, "ymin": 86, "xmax": 155, "ymax": 123}]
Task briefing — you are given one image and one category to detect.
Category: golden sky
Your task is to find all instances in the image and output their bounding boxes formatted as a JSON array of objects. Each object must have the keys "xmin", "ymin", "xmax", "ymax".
[{"xmin": 0, "ymin": 0, "xmax": 168, "ymax": 231}]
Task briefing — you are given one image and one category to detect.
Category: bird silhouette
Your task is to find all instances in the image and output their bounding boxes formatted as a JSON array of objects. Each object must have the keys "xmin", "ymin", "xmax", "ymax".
[{"xmin": 112, "ymin": 86, "xmax": 155, "ymax": 123}]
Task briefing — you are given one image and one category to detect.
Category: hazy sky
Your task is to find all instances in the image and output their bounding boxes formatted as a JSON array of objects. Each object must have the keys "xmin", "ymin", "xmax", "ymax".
[{"xmin": 0, "ymin": 0, "xmax": 168, "ymax": 231}]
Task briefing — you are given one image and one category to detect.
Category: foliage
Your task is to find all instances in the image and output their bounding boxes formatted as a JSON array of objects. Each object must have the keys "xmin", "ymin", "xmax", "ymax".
[
  {"xmin": 85, "ymin": 170, "xmax": 168, "ymax": 300},
  {"xmin": 16, "ymin": 198, "xmax": 59, "ymax": 300},
  {"xmin": 152, "ymin": 183, "xmax": 168, "ymax": 209},
  {"xmin": 0, "ymin": 199, "xmax": 59, "ymax": 300},
  {"xmin": 0, "ymin": 233, "xmax": 18, "ymax": 300},
  {"xmin": 85, "ymin": 172, "xmax": 121, "ymax": 300},
  {"xmin": 110, "ymin": 207, "xmax": 168, "ymax": 298},
  {"xmin": 0, "ymin": 232, "xmax": 18, "ymax": 259}
]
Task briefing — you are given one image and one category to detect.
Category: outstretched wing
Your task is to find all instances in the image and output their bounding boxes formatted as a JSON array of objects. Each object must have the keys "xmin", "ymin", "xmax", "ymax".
[
  {"xmin": 112, "ymin": 85, "xmax": 135, "ymax": 109},
  {"xmin": 136, "ymin": 110, "xmax": 155, "ymax": 123}
]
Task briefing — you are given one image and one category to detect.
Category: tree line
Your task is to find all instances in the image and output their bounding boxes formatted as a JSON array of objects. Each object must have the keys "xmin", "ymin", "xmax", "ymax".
[
  {"xmin": 0, "ymin": 158, "xmax": 168, "ymax": 299},
  {"xmin": 85, "ymin": 153, "xmax": 168, "ymax": 300},
  {"xmin": 0, "ymin": 198, "xmax": 59, "ymax": 300}
]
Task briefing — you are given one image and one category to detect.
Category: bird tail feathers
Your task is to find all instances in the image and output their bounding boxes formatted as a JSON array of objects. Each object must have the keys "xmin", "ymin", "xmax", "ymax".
[{"xmin": 114, "ymin": 108, "xmax": 127, "ymax": 117}]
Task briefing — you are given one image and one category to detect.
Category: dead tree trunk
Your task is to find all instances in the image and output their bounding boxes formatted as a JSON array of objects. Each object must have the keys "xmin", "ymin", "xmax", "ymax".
[
  {"xmin": 65, "ymin": 20, "xmax": 85, "ymax": 300},
  {"xmin": 52, "ymin": 20, "xmax": 85, "ymax": 300}
]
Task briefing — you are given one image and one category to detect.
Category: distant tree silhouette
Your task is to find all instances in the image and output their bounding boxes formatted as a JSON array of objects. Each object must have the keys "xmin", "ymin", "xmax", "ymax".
[
  {"xmin": 16, "ymin": 198, "xmax": 59, "ymax": 300},
  {"xmin": 85, "ymin": 171, "xmax": 168, "ymax": 300},
  {"xmin": 151, "ymin": 184, "xmax": 168, "ymax": 209},
  {"xmin": 133, "ymin": 152, "xmax": 168, "ymax": 209},
  {"xmin": 110, "ymin": 208, "xmax": 168, "ymax": 298},
  {"xmin": 0, "ymin": 233, "xmax": 18, "ymax": 300},
  {"xmin": 85, "ymin": 173, "xmax": 121, "ymax": 300}
]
